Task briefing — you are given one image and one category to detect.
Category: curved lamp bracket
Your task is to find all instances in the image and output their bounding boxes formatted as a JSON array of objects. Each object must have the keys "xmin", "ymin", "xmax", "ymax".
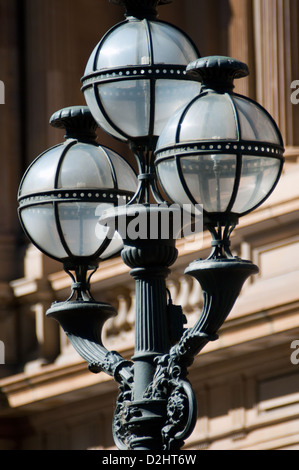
[
  {"xmin": 46, "ymin": 265, "xmax": 134, "ymax": 388},
  {"xmin": 140, "ymin": 255, "xmax": 259, "ymax": 449}
]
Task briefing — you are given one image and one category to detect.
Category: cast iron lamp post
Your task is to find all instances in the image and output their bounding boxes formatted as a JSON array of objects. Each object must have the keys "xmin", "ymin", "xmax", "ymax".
[{"xmin": 18, "ymin": 0, "xmax": 284, "ymax": 451}]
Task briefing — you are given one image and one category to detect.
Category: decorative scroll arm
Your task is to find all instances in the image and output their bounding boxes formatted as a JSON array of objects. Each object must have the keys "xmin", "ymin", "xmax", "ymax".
[
  {"xmin": 46, "ymin": 300, "xmax": 133, "ymax": 387},
  {"xmin": 142, "ymin": 352, "xmax": 197, "ymax": 450},
  {"xmin": 45, "ymin": 262, "xmax": 134, "ymax": 385},
  {"xmin": 172, "ymin": 256, "xmax": 259, "ymax": 363},
  {"xmin": 46, "ymin": 292, "xmax": 135, "ymax": 450}
]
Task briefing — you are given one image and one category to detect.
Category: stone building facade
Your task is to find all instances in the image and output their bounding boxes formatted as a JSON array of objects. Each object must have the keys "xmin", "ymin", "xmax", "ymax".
[{"xmin": 0, "ymin": 0, "xmax": 299, "ymax": 450}]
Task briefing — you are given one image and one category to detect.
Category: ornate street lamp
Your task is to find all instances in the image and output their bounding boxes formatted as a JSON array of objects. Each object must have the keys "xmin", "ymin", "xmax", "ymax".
[
  {"xmin": 81, "ymin": 0, "xmax": 201, "ymax": 203},
  {"xmin": 17, "ymin": 1, "xmax": 285, "ymax": 452}
]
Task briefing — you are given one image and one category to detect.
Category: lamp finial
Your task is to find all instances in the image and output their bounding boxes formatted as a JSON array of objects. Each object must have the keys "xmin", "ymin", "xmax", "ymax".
[
  {"xmin": 50, "ymin": 106, "xmax": 98, "ymax": 142},
  {"xmin": 187, "ymin": 56, "xmax": 249, "ymax": 93},
  {"xmin": 109, "ymin": 0, "xmax": 173, "ymax": 19}
]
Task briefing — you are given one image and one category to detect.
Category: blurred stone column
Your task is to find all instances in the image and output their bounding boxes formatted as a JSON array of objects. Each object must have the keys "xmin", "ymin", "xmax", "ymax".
[
  {"xmin": 228, "ymin": 0, "xmax": 255, "ymax": 97},
  {"xmin": 0, "ymin": 0, "xmax": 24, "ymax": 282},
  {"xmin": 253, "ymin": 0, "xmax": 299, "ymax": 148}
]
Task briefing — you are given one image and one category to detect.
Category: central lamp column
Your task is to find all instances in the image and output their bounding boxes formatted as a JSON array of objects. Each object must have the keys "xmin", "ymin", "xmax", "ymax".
[
  {"xmin": 101, "ymin": 204, "xmax": 179, "ymax": 449},
  {"xmin": 123, "ymin": 239, "xmax": 177, "ymax": 400}
]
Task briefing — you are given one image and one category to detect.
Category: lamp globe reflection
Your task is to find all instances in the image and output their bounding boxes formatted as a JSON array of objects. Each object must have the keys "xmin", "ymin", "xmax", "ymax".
[
  {"xmin": 155, "ymin": 56, "xmax": 284, "ymax": 256},
  {"xmin": 18, "ymin": 106, "xmax": 137, "ymax": 295},
  {"xmin": 81, "ymin": 0, "xmax": 201, "ymax": 150}
]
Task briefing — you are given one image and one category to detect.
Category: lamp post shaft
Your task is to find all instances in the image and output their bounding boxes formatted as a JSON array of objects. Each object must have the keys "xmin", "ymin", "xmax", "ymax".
[
  {"xmin": 131, "ymin": 265, "xmax": 171, "ymax": 399},
  {"xmin": 103, "ymin": 205, "xmax": 184, "ymax": 449},
  {"xmin": 122, "ymin": 248, "xmax": 176, "ymax": 449},
  {"xmin": 123, "ymin": 235, "xmax": 179, "ymax": 448}
]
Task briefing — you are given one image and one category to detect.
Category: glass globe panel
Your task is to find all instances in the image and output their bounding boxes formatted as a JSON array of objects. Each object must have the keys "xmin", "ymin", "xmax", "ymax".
[
  {"xmin": 154, "ymin": 79, "xmax": 202, "ymax": 136},
  {"xmin": 58, "ymin": 202, "xmax": 109, "ymax": 257},
  {"xmin": 85, "ymin": 46, "xmax": 98, "ymax": 75},
  {"xmin": 20, "ymin": 205, "xmax": 68, "ymax": 259},
  {"xmin": 180, "ymin": 154, "xmax": 237, "ymax": 212},
  {"xmin": 179, "ymin": 94, "xmax": 238, "ymax": 142},
  {"xmin": 92, "ymin": 21, "xmax": 151, "ymax": 70},
  {"xmin": 232, "ymin": 155, "xmax": 281, "ymax": 214},
  {"xmin": 95, "ymin": 203, "xmax": 123, "ymax": 258},
  {"xmin": 98, "ymin": 80, "xmax": 151, "ymax": 137},
  {"xmin": 155, "ymin": 107, "xmax": 184, "ymax": 149},
  {"xmin": 156, "ymin": 159, "xmax": 195, "ymax": 206},
  {"xmin": 84, "ymin": 88, "xmax": 126, "ymax": 141},
  {"xmin": 20, "ymin": 146, "xmax": 63, "ymax": 196},
  {"xmin": 106, "ymin": 150, "xmax": 138, "ymax": 192},
  {"xmin": 233, "ymin": 96, "xmax": 281, "ymax": 144},
  {"xmin": 99, "ymin": 231, "xmax": 123, "ymax": 260},
  {"xmin": 58, "ymin": 143, "xmax": 114, "ymax": 189},
  {"xmin": 150, "ymin": 22, "xmax": 198, "ymax": 64}
]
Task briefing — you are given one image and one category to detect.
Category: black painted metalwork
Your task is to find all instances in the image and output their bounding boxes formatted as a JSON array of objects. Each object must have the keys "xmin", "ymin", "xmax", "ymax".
[
  {"xmin": 55, "ymin": 203, "xmax": 258, "ymax": 450},
  {"xmin": 110, "ymin": 0, "xmax": 173, "ymax": 20},
  {"xmin": 17, "ymin": 2, "xmax": 286, "ymax": 452}
]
